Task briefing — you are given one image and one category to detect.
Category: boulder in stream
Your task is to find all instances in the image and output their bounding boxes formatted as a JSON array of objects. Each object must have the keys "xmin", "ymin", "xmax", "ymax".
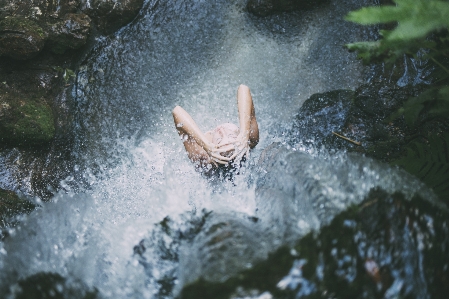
[
  {"xmin": 180, "ymin": 188, "xmax": 449, "ymax": 299},
  {"xmin": 288, "ymin": 81, "xmax": 449, "ymax": 202}
]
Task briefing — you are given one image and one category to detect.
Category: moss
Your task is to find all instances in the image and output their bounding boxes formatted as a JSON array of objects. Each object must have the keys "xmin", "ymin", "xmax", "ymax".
[
  {"xmin": 0, "ymin": 17, "xmax": 42, "ymax": 33},
  {"xmin": 0, "ymin": 97, "xmax": 55, "ymax": 145},
  {"xmin": 0, "ymin": 17, "xmax": 47, "ymax": 59}
]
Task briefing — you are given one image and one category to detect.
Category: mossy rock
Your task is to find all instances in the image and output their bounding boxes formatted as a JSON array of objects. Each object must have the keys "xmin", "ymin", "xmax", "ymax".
[
  {"xmin": 0, "ymin": 17, "xmax": 47, "ymax": 60},
  {"xmin": 0, "ymin": 188, "xmax": 35, "ymax": 228},
  {"xmin": 0, "ymin": 95, "xmax": 55, "ymax": 145}
]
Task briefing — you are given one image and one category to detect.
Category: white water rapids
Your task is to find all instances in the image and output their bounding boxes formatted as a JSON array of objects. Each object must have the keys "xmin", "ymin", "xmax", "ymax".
[{"xmin": 0, "ymin": 0, "xmax": 436, "ymax": 298}]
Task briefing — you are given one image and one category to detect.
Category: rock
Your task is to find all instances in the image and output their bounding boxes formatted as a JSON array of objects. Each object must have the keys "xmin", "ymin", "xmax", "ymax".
[
  {"xmin": 0, "ymin": 17, "xmax": 47, "ymax": 60},
  {"xmin": 0, "ymin": 188, "xmax": 34, "ymax": 229},
  {"xmin": 178, "ymin": 213, "xmax": 271, "ymax": 287},
  {"xmin": 81, "ymin": 0, "xmax": 144, "ymax": 34},
  {"xmin": 0, "ymin": 92, "xmax": 55, "ymax": 145},
  {"xmin": 6, "ymin": 272, "xmax": 98, "ymax": 299},
  {"xmin": 247, "ymin": 0, "xmax": 329, "ymax": 17},
  {"xmin": 180, "ymin": 188, "xmax": 449, "ymax": 299},
  {"xmin": 133, "ymin": 212, "xmax": 273, "ymax": 297},
  {"xmin": 47, "ymin": 13, "xmax": 91, "ymax": 54},
  {"xmin": 289, "ymin": 89, "xmax": 355, "ymax": 149},
  {"xmin": 288, "ymin": 81, "xmax": 430, "ymax": 155}
]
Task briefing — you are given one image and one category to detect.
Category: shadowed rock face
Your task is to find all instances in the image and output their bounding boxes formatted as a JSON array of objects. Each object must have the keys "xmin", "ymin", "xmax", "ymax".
[
  {"xmin": 46, "ymin": 13, "xmax": 92, "ymax": 54},
  {"xmin": 0, "ymin": 1, "xmax": 91, "ymax": 59},
  {"xmin": 0, "ymin": 17, "xmax": 47, "ymax": 60},
  {"xmin": 81, "ymin": 0, "xmax": 144, "ymax": 34},
  {"xmin": 0, "ymin": 0, "xmax": 144, "ymax": 59},
  {"xmin": 247, "ymin": 0, "xmax": 329, "ymax": 17},
  {"xmin": 5, "ymin": 272, "xmax": 98, "ymax": 299}
]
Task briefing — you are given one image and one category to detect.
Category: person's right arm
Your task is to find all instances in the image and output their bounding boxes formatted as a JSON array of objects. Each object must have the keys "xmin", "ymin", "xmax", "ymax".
[{"xmin": 172, "ymin": 106, "xmax": 230, "ymax": 165}]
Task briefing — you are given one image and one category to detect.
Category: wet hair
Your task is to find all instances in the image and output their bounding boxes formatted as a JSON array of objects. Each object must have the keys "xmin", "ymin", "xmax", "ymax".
[{"xmin": 210, "ymin": 123, "xmax": 239, "ymax": 157}]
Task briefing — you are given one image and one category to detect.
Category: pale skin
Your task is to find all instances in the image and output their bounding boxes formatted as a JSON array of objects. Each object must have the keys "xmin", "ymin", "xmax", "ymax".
[{"xmin": 173, "ymin": 84, "xmax": 259, "ymax": 167}]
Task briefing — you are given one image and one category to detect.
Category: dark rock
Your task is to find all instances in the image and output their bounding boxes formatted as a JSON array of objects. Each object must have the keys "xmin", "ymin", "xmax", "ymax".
[
  {"xmin": 7, "ymin": 272, "xmax": 98, "ymax": 299},
  {"xmin": 0, "ymin": 17, "xmax": 47, "ymax": 60},
  {"xmin": 47, "ymin": 13, "xmax": 91, "ymax": 54},
  {"xmin": 288, "ymin": 80, "xmax": 449, "ymax": 203},
  {"xmin": 0, "ymin": 188, "xmax": 35, "ymax": 229},
  {"xmin": 288, "ymin": 81, "xmax": 432, "ymax": 154},
  {"xmin": 82, "ymin": 0, "xmax": 144, "ymax": 34},
  {"xmin": 353, "ymin": 81, "xmax": 423, "ymax": 120},
  {"xmin": 289, "ymin": 89, "xmax": 355, "ymax": 149},
  {"xmin": 247, "ymin": 0, "xmax": 329, "ymax": 17},
  {"xmin": 180, "ymin": 188, "xmax": 449, "ymax": 299}
]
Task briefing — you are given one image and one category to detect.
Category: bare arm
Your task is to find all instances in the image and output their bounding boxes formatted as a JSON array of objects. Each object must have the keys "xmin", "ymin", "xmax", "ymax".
[
  {"xmin": 237, "ymin": 84, "xmax": 259, "ymax": 149},
  {"xmin": 172, "ymin": 106, "xmax": 230, "ymax": 165},
  {"xmin": 218, "ymin": 84, "xmax": 259, "ymax": 161}
]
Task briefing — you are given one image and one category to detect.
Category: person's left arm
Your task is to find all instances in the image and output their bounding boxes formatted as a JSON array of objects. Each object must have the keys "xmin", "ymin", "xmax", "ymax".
[{"xmin": 218, "ymin": 84, "xmax": 259, "ymax": 161}]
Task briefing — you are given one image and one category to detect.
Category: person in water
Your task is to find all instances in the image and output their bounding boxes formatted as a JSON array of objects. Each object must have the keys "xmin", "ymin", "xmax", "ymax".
[{"xmin": 173, "ymin": 84, "xmax": 259, "ymax": 168}]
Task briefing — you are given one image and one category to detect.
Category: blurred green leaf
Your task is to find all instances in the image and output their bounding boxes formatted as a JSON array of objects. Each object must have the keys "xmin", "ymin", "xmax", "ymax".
[
  {"xmin": 346, "ymin": 0, "xmax": 449, "ymax": 41},
  {"xmin": 393, "ymin": 132, "xmax": 449, "ymax": 200}
]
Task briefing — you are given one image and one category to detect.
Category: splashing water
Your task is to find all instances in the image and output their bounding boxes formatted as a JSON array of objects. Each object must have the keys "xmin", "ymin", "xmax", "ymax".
[{"xmin": 1, "ymin": 0, "xmax": 435, "ymax": 298}]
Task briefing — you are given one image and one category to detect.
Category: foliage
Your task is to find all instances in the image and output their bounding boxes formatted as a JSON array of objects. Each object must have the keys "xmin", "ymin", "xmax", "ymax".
[
  {"xmin": 345, "ymin": 0, "xmax": 449, "ymax": 65},
  {"xmin": 345, "ymin": 0, "xmax": 449, "ymax": 200},
  {"xmin": 393, "ymin": 133, "xmax": 449, "ymax": 200},
  {"xmin": 345, "ymin": 0, "xmax": 449, "ymax": 124}
]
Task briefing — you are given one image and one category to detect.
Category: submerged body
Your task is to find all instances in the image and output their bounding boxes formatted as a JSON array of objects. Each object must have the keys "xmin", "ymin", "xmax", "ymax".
[{"xmin": 173, "ymin": 84, "xmax": 259, "ymax": 167}]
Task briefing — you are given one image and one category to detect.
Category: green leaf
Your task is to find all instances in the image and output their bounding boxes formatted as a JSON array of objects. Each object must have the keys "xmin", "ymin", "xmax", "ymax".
[
  {"xmin": 346, "ymin": 0, "xmax": 449, "ymax": 41},
  {"xmin": 393, "ymin": 132, "xmax": 449, "ymax": 200},
  {"xmin": 345, "ymin": 5, "xmax": 401, "ymax": 25}
]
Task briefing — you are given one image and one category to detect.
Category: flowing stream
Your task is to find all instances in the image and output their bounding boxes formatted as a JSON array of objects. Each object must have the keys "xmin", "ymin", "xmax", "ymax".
[{"xmin": 0, "ymin": 0, "xmax": 438, "ymax": 298}]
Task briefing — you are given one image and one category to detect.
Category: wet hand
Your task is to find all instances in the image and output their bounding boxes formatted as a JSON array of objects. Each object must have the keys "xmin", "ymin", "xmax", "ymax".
[
  {"xmin": 217, "ymin": 134, "xmax": 250, "ymax": 163},
  {"xmin": 205, "ymin": 143, "xmax": 232, "ymax": 166}
]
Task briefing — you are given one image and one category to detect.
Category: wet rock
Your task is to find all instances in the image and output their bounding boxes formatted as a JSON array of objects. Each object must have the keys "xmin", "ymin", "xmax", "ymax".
[
  {"xmin": 133, "ymin": 211, "xmax": 273, "ymax": 297},
  {"xmin": 180, "ymin": 188, "xmax": 449, "ymax": 299},
  {"xmin": 178, "ymin": 213, "xmax": 272, "ymax": 287},
  {"xmin": 0, "ymin": 17, "xmax": 47, "ymax": 60},
  {"xmin": 0, "ymin": 188, "xmax": 34, "ymax": 229},
  {"xmin": 82, "ymin": 0, "xmax": 144, "ymax": 34},
  {"xmin": 288, "ymin": 82, "xmax": 449, "ymax": 202},
  {"xmin": 47, "ymin": 13, "xmax": 91, "ymax": 54},
  {"xmin": 247, "ymin": 0, "xmax": 329, "ymax": 17},
  {"xmin": 0, "ymin": 93, "xmax": 55, "ymax": 145},
  {"xmin": 6, "ymin": 272, "xmax": 98, "ymax": 299},
  {"xmin": 289, "ymin": 89, "xmax": 355, "ymax": 149},
  {"xmin": 288, "ymin": 81, "xmax": 429, "ymax": 155}
]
